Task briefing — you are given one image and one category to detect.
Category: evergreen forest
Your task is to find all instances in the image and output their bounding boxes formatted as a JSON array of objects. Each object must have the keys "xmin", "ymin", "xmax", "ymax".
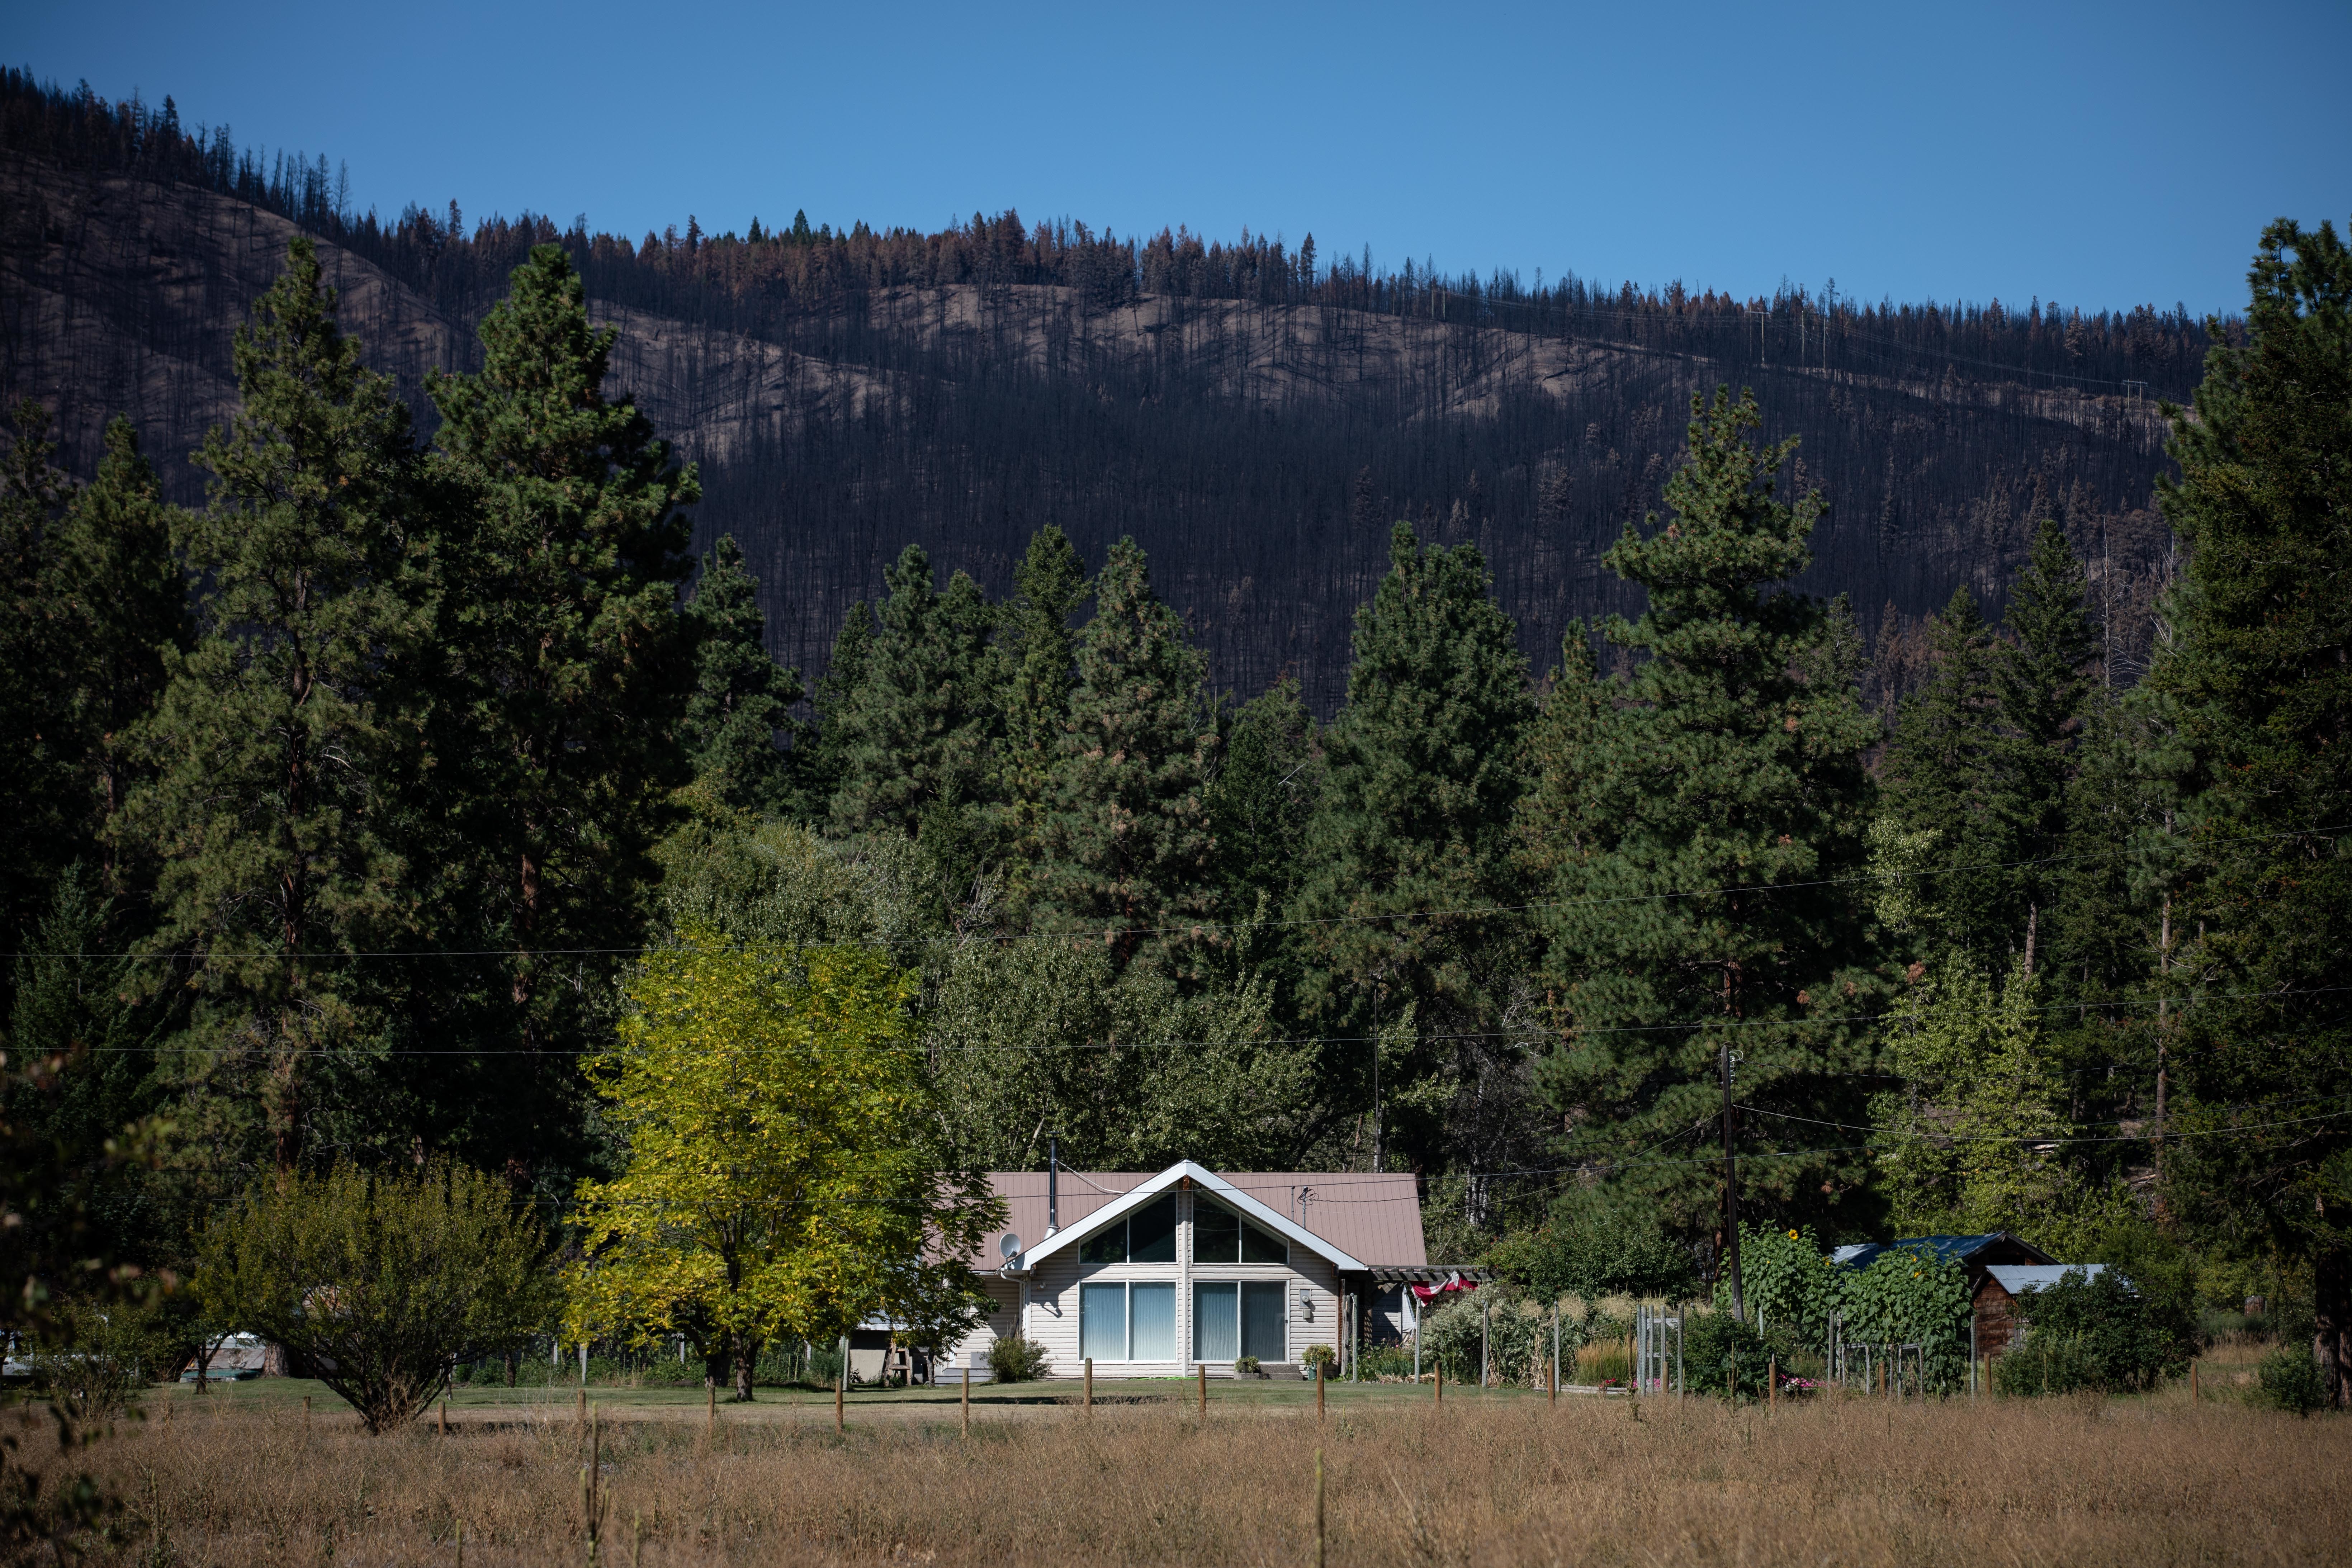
[{"xmin": 3, "ymin": 69, "xmax": 2350, "ymax": 1403}]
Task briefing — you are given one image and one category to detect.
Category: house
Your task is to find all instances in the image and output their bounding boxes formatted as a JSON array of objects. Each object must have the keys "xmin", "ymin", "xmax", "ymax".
[{"xmin": 943, "ymin": 1161, "xmax": 1447, "ymax": 1380}]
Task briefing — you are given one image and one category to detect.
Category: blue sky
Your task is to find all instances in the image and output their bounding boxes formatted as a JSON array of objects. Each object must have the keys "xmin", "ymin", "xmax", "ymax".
[{"xmin": 16, "ymin": 0, "xmax": 2349, "ymax": 316}]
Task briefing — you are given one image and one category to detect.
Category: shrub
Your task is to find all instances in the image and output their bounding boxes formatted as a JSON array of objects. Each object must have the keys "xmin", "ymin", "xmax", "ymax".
[
  {"xmin": 2257, "ymin": 1345, "xmax": 2327, "ymax": 1415},
  {"xmin": 1355, "ymin": 1343, "xmax": 1414, "ymax": 1379},
  {"xmin": 1682, "ymin": 1310, "xmax": 1771, "ymax": 1402},
  {"xmin": 27, "ymin": 1296, "xmax": 173, "ymax": 1423},
  {"xmin": 1486, "ymin": 1204, "xmax": 1695, "ymax": 1304},
  {"xmin": 196, "ymin": 1160, "xmax": 552, "ymax": 1434},
  {"xmin": 1234, "ymin": 1356, "xmax": 1260, "ymax": 1376},
  {"xmin": 2000, "ymin": 1268, "xmax": 2184, "ymax": 1394},
  {"xmin": 1992, "ymin": 1333, "xmax": 2107, "ymax": 1396},
  {"xmin": 1302, "ymin": 1344, "xmax": 1336, "ymax": 1375},
  {"xmin": 987, "ymin": 1335, "xmax": 1050, "ymax": 1383},
  {"xmin": 1419, "ymin": 1289, "xmax": 1543, "ymax": 1385}
]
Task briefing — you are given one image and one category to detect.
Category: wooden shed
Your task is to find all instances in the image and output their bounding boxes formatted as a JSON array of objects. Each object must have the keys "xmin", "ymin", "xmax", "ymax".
[{"xmin": 1973, "ymin": 1263, "xmax": 2115, "ymax": 1358}]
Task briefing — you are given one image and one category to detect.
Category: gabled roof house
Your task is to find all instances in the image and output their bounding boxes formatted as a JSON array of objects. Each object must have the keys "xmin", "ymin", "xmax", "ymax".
[{"xmin": 943, "ymin": 1161, "xmax": 1440, "ymax": 1380}]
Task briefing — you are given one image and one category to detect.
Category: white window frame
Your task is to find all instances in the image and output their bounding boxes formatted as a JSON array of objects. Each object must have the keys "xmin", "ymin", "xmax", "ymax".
[{"xmin": 1081, "ymin": 1279, "xmax": 1178, "ymax": 1363}]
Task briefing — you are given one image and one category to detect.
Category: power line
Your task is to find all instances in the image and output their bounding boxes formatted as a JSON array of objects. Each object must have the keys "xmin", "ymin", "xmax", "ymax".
[{"xmin": 10, "ymin": 822, "xmax": 2338, "ymax": 962}]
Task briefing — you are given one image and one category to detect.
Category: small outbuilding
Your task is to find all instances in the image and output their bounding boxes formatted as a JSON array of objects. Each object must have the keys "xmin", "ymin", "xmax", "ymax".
[{"xmin": 1972, "ymin": 1263, "xmax": 2115, "ymax": 1358}]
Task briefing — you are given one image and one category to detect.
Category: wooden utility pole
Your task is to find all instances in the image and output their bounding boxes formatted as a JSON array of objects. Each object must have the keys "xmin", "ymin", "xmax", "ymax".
[{"xmin": 1720, "ymin": 1034, "xmax": 1745, "ymax": 1321}]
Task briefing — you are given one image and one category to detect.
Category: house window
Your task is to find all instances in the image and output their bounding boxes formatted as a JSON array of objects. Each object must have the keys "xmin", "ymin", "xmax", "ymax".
[
  {"xmin": 1193, "ymin": 1199, "xmax": 1288, "ymax": 1264},
  {"xmin": 1193, "ymin": 1281, "xmax": 1286, "ymax": 1362},
  {"xmin": 1078, "ymin": 1193, "xmax": 1179, "ymax": 1265},
  {"xmin": 1080, "ymin": 1280, "xmax": 1177, "ymax": 1360}
]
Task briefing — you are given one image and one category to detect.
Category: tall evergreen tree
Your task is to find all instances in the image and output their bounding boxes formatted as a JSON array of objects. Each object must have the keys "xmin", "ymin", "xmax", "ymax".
[
  {"xmin": 1294, "ymin": 522, "xmax": 1535, "ymax": 1186},
  {"xmin": 1532, "ymin": 389, "xmax": 1882, "ymax": 1303},
  {"xmin": 794, "ymin": 600, "xmax": 872, "ymax": 823},
  {"xmin": 1204, "ymin": 675, "xmax": 1323, "ymax": 918},
  {"xmin": 826, "ymin": 546, "xmax": 996, "ymax": 840},
  {"xmin": 52, "ymin": 417, "xmax": 190, "ymax": 867},
  {"xmin": 0, "ymin": 401, "xmax": 80, "ymax": 949},
  {"xmin": 2152, "ymin": 218, "xmax": 2352, "ymax": 1404},
  {"xmin": 991, "ymin": 526, "xmax": 1088, "ymax": 890},
  {"xmin": 1875, "ymin": 586, "xmax": 2009, "ymax": 963},
  {"xmin": 119, "ymin": 237, "xmax": 426, "ymax": 1171},
  {"xmin": 1036, "ymin": 537, "xmax": 1215, "ymax": 967},
  {"xmin": 1992, "ymin": 518, "xmax": 2101, "ymax": 940},
  {"xmin": 1515, "ymin": 622, "xmax": 1603, "ymax": 892},
  {"xmin": 426, "ymin": 242, "xmax": 696, "ymax": 1174},
  {"xmin": 681, "ymin": 534, "xmax": 801, "ymax": 816}
]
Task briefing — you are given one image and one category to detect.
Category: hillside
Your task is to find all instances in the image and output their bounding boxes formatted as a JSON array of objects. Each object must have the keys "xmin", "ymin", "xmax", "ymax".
[{"xmin": 2, "ymin": 124, "xmax": 2189, "ymax": 711}]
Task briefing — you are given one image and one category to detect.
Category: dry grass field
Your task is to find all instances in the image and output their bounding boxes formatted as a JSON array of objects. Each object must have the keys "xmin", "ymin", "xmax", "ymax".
[{"xmin": 23, "ymin": 1370, "xmax": 2344, "ymax": 1568}]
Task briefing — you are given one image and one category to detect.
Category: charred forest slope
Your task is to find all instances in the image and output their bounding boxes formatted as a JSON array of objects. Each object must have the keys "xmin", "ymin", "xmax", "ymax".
[{"xmin": 1, "ymin": 78, "xmax": 2197, "ymax": 710}]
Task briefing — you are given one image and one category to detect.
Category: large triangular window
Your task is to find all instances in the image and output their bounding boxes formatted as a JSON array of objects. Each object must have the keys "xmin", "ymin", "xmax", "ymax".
[{"xmin": 1193, "ymin": 1198, "xmax": 1288, "ymax": 1264}]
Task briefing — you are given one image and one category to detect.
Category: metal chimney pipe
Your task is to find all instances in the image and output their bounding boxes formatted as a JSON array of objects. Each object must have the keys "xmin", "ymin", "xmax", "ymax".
[{"xmin": 1047, "ymin": 1135, "xmax": 1059, "ymax": 1236}]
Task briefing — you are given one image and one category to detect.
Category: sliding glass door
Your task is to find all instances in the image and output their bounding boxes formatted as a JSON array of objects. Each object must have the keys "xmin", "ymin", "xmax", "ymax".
[{"xmin": 1193, "ymin": 1281, "xmax": 1286, "ymax": 1362}]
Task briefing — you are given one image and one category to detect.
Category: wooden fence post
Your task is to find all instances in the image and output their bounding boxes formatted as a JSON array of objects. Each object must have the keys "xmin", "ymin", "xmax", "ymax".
[
  {"xmin": 962, "ymin": 1364, "xmax": 971, "ymax": 1437},
  {"xmin": 1434, "ymin": 1363, "xmax": 1443, "ymax": 1408},
  {"xmin": 835, "ymin": 1365, "xmax": 844, "ymax": 1435},
  {"xmin": 1197, "ymin": 1362, "xmax": 1207, "ymax": 1416},
  {"xmin": 1083, "ymin": 1357, "xmax": 1093, "ymax": 1413},
  {"xmin": 1316, "ymin": 1359, "xmax": 1326, "ymax": 1421}
]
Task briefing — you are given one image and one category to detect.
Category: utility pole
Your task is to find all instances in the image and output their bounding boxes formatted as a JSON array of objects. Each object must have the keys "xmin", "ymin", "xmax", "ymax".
[
  {"xmin": 1372, "ymin": 967, "xmax": 1386, "ymax": 1173},
  {"xmin": 1720, "ymin": 1034, "xmax": 1744, "ymax": 1322}
]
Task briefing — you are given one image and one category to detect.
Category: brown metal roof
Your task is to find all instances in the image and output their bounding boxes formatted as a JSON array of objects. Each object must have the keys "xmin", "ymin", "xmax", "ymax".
[{"xmin": 975, "ymin": 1168, "xmax": 1427, "ymax": 1271}]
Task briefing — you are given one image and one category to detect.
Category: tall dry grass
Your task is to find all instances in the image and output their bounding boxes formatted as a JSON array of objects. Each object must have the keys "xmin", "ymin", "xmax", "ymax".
[{"xmin": 28, "ymin": 1387, "xmax": 2346, "ymax": 1567}]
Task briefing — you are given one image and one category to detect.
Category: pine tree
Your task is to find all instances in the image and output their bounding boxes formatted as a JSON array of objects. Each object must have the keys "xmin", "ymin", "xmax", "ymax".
[
  {"xmin": 0, "ymin": 401, "xmax": 80, "ymax": 947},
  {"xmin": 1533, "ymin": 388, "xmax": 1882, "ymax": 1298},
  {"xmin": 1875, "ymin": 586, "xmax": 2009, "ymax": 962},
  {"xmin": 426, "ymin": 242, "xmax": 695, "ymax": 1154},
  {"xmin": 681, "ymin": 534, "xmax": 801, "ymax": 816},
  {"xmin": 991, "ymin": 526, "xmax": 1088, "ymax": 890},
  {"xmin": 119, "ymin": 237, "xmax": 426, "ymax": 1171},
  {"xmin": 53, "ymin": 417, "xmax": 189, "ymax": 861},
  {"xmin": 794, "ymin": 601, "xmax": 873, "ymax": 823},
  {"xmin": 826, "ymin": 545, "xmax": 995, "ymax": 840},
  {"xmin": 1991, "ymin": 518, "xmax": 2101, "ymax": 937},
  {"xmin": 1036, "ymin": 537, "xmax": 1215, "ymax": 967},
  {"xmin": 1294, "ymin": 521, "xmax": 1535, "ymax": 1186},
  {"xmin": 2152, "ymin": 218, "xmax": 2352, "ymax": 1404},
  {"xmin": 1204, "ymin": 674, "xmax": 1322, "ymax": 917},
  {"xmin": 1514, "ymin": 622, "xmax": 1603, "ymax": 890}
]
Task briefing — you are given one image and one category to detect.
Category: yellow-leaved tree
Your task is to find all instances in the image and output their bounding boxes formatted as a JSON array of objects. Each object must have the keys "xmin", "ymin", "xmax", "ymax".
[{"xmin": 565, "ymin": 933, "xmax": 1002, "ymax": 1400}]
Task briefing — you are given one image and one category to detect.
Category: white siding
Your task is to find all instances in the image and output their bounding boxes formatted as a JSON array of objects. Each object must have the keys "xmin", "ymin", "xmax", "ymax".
[{"xmin": 943, "ymin": 1278, "xmax": 1023, "ymax": 1382}]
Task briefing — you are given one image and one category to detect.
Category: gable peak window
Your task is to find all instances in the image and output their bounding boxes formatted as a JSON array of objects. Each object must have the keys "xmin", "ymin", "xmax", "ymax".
[
  {"xmin": 1193, "ymin": 1198, "xmax": 1288, "ymax": 1264},
  {"xmin": 1078, "ymin": 1192, "xmax": 1178, "ymax": 1265}
]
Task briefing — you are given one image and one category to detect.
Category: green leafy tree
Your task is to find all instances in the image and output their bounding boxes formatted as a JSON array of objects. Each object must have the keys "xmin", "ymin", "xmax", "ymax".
[
  {"xmin": 1295, "ymin": 522, "xmax": 1535, "ymax": 1188},
  {"xmin": 565, "ymin": 935, "xmax": 1001, "ymax": 1399},
  {"xmin": 1533, "ymin": 388, "xmax": 1883, "ymax": 1307},
  {"xmin": 2152, "ymin": 218, "xmax": 2352, "ymax": 1406},
  {"xmin": 1036, "ymin": 537, "xmax": 1216, "ymax": 968},
  {"xmin": 682, "ymin": 534, "xmax": 802, "ymax": 815},
  {"xmin": 925, "ymin": 934, "xmax": 1308, "ymax": 1171},
  {"xmin": 425, "ymin": 242, "xmax": 696, "ymax": 1173},
  {"xmin": 827, "ymin": 546, "xmax": 997, "ymax": 841},
  {"xmin": 1869, "ymin": 958, "xmax": 2130, "ymax": 1253},
  {"xmin": 1485, "ymin": 1200, "xmax": 1696, "ymax": 1307},
  {"xmin": 197, "ymin": 1160, "xmax": 552, "ymax": 1433},
  {"xmin": 118, "ymin": 237, "xmax": 427, "ymax": 1172},
  {"xmin": 1991, "ymin": 1266, "xmax": 2190, "ymax": 1395}
]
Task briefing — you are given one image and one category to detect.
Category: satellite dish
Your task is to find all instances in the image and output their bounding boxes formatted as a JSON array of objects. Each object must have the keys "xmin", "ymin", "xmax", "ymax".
[{"xmin": 999, "ymin": 1233, "xmax": 1023, "ymax": 1263}]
